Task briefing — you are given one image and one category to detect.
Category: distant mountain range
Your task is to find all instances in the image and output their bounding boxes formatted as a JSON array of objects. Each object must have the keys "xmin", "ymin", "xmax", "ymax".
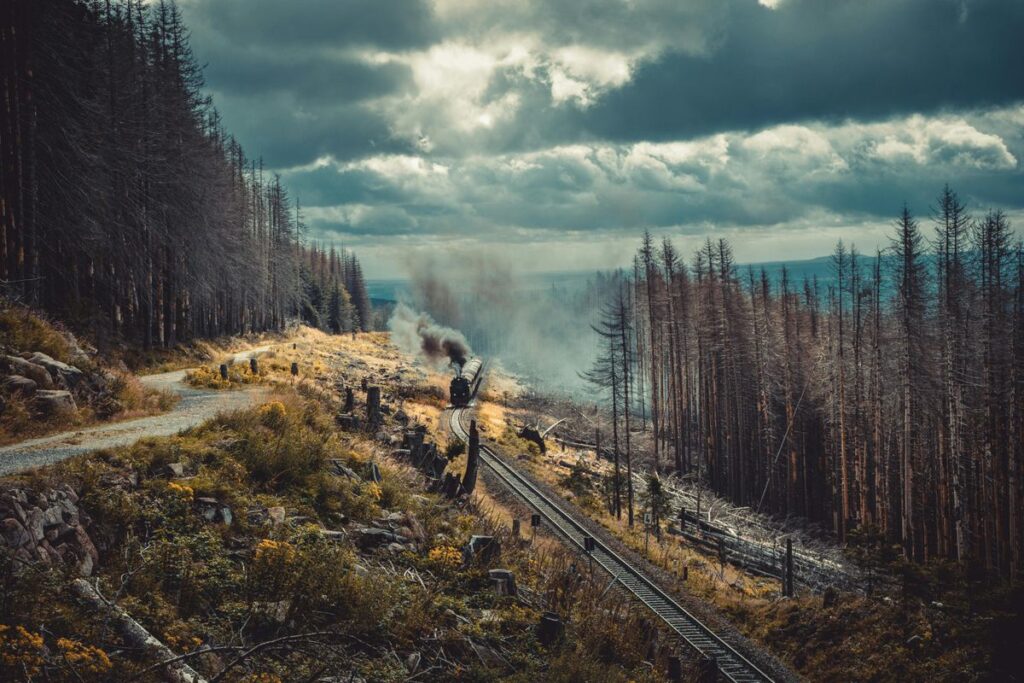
[{"xmin": 366, "ymin": 254, "xmax": 879, "ymax": 303}]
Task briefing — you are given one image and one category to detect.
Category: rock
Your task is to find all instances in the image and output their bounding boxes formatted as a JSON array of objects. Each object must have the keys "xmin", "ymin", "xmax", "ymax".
[
  {"xmin": 40, "ymin": 540, "xmax": 62, "ymax": 564},
  {"xmin": 33, "ymin": 389, "xmax": 77, "ymax": 415},
  {"xmin": 28, "ymin": 352, "xmax": 84, "ymax": 388},
  {"xmin": 74, "ymin": 525, "xmax": 99, "ymax": 564},
  {"xmin": 0, "ymin": 493, "xmax": 27, "ymax": 523},
  {"xmin": 3, "ymin": 375, "xmax": 37, "ymax": 395},
  {"xmin": 386, "ymin": 542, "xmax": 407, "ymax": 554},
  {"xmin": 165, "ymin": 463, "xmax": 186, "ymax": 478},
  {"xmin": 62, "ymin": 485, "xmax": 79, "ymax": 504},
  {"xmin": 78, "ymin": 552, "xmax": 94, "ymax": 577},
  {"xmin": 254, "ymin": 600, "xmax": 291, "ymax": 625},
  {"xmin": 268, "ymin": 507, "xmax": 286, "ymax": 525},
  {"xmin": 42, "ymin": 505, "xmax": 64, "ymax": 527},
  {"xmin": 2, "ymin": 518, "xmax": 33, "ymax": 548},
  {"xmin": 24, "ymin": 507, "xmax": 46, "ymax": 543},
  {"xmin": 3, "ymin": 356, "xmax": 53, "ymax": 389},
  {"xmin": 463, "ymin": 535, "xmax": 501, "ymax": 565},
  {"xmin": 393, "ymin": 409, "xmax": 409, "ymax": 425},
  {"xmin": 353, "ymin": 527, "xmax": 408, "ymax": 549},
  {"xmin": 195, "ymin": 498, "xmax": 232, "ymax": 525},
  {"xmin": 405, "ymin": 652, "xmax": 421, "ymax": 674}
]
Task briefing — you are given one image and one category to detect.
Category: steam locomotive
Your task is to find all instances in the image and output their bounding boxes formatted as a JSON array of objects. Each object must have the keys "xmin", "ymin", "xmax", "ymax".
[{"xmin": 450, "ymin": 357, "xmax": 483, "ymax": 407}]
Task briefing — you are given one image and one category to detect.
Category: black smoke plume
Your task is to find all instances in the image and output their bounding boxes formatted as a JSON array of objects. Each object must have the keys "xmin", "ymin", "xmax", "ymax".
[{"xmin": 389, "ymin": 303, "xmax": 471, "ymax": 368}]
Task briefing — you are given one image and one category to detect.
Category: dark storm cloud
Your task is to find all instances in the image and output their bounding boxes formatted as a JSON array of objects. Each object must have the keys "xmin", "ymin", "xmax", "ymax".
[
  {"xmin": 187, "ymin": 0, "xmax": 439, "ymax": 51},
  {"xmin": 209, "ymin": 93, "xmax": 416, "ymax": 167},
  {"xmin": 204, "ymin": 51, "xmax": 412, "ymax": 105},
  {"xmin": 178, "ymin": 0, "xmax": 1022, "ymax": 269},
  {"xmin": 566, "ymin": 0, "xmax": 1024, "ymax": 144}
]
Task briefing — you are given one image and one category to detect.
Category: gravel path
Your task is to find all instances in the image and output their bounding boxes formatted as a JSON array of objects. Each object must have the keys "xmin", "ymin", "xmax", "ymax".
[{"xmin": 0, "ymin": 346, "xmax": 272, "ymax": 476}]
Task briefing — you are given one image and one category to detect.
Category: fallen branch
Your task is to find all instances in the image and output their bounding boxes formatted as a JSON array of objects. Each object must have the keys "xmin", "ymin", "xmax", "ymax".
[
  {"xmin": 208, "ymin": 631, "xmax": 335, "ymax": 683},
  {"xmin": 70, "ymin": 578, "xmax": 209, "ymax": 683}
]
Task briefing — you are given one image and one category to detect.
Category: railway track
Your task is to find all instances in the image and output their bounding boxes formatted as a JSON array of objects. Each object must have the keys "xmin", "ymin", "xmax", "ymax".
[{"xmin": 449, "ymin": 405, "xmax": 775, "ymax": 683}]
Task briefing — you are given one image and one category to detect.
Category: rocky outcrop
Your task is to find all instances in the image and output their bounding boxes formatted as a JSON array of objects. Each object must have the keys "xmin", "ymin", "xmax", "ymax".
[
  {"xmin": 27, "ymin": 351, "xmax": 85, "ymax": 389},
  {"xmin": 0, "ymin": 485, "xmax": 100, "ymax": 576},
  {"xmin": 3, "ymin": 355, "xmax": 54, "ymax": 389},
  {"xmin": 33, "ymin": 389, "xmax": 77, "ymax": 415},
  {"xmin": 3, "ymin": 374, "xmax": 37, "ymax": 395}
]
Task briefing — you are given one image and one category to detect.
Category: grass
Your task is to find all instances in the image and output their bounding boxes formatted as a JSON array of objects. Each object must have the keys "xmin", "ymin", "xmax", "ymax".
[{"xmin": 1, "ymin": 331, "xmax": 689, "ymax": 681}]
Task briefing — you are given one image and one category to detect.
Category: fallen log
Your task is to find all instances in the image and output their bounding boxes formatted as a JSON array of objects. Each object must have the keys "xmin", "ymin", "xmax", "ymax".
[{"xmin": 71, "ymin": 578, "xmax": 209, "ymax": 683}]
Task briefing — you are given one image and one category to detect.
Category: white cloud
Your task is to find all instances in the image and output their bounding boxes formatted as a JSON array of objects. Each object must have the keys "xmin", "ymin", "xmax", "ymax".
[{"xmin": 861, "ymin": 115, "xmax": 1017, "ymax": 170}]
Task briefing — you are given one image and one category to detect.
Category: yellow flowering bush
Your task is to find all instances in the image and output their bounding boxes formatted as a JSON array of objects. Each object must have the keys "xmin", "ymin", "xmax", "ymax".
[
  {"xmin": 254, "ymin": 539, "xmax": 297, "ymax": 568},
  {"xmin": 427, "ymin": 545, "xmax": 462, "ymax": 569},
  {"xmin": 57, "ymin": 638, "xmax": 112, "ymax": 675},
  {"xmin": 259, "ymin": 401, "xmax": 288, "ymax": 429},
  {"xmin": 0, "ymin": 624, "xmax": 45, "ymax": 677},
  {"xmin": 365, "ymin": 482, "xmax": 382, "ymax": 501},
  {"xmin": 167, "ymin": 481, "xmax": 194, "ymax": 500}
]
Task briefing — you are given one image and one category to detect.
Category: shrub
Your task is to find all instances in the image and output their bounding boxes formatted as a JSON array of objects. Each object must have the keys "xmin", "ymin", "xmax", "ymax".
[{"xmin": 259, "ymin": 401, "xmax": 288, "ymax": 429}]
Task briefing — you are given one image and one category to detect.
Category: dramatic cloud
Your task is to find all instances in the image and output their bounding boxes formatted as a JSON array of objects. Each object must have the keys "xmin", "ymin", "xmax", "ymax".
[{"xmin": 178, "ymin": 0, "xmax": 1024, "ymax": 276}]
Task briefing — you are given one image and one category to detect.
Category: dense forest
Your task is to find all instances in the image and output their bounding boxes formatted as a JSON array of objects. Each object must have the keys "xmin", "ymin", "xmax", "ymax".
[
  {"xmin": 588, "ymin": 187, "xmax": 1023, "ymax": 578},
  {"xmin": 0, "ymin": 0, "xmax": 371, "ymax": 347}
]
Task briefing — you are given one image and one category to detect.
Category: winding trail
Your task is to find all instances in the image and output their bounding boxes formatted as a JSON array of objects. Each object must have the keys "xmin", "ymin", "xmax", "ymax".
[{"xmin": 0, "ymin": 346, "xmax": 272, "ymax": 476}]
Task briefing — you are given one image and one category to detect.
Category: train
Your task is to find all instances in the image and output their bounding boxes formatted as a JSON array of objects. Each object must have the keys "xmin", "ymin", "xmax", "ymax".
[{"xmin": 450, "ymin": 357, "xmax": 484, "ymax": 407}]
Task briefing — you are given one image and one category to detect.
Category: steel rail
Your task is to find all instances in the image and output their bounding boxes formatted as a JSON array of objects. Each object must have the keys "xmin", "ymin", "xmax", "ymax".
[{"xmin": 449, "ymin": 405, "xmax": 775, "ymax": 683}]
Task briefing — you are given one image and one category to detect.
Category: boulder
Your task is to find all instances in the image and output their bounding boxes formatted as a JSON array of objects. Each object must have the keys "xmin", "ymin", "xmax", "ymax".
[
  {"xmin": 165, "ymin": 463, "xmax": 186, "ymax": 478},
  {"xmin": 3, "ymin": 375, "xmax": 37, "ymax": 395},
  {"xmin": 3, "ymin": 356, "xmax": 53, "ymax": 389},
  {"xmin": 33, "ymin": 390, "xmax": 77, "ymax": 415},
  {"xmin": 28, "ymin": 352, "xmax": 84, "ymax": 388},
  {"xmin": 24, "ymin": 507, "xmax": 45, "ymax": 543},
  {"xmin": 1, "ymin": 518, "xmax": 33, "ymax": 548}
]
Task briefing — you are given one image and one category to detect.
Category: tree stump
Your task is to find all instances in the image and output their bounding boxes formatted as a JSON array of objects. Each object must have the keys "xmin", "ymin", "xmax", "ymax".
[
  {"xmin": 343, "ymin": 387, "xmax": 354, "ymax": 413},
  {"xmin": 537, "ymin": 612, "xmax": 564, "ymax": 646},
  {"xmin": 249, "ymin": 357, "xmax": 259, "ymax": 375},
  {"xmin": 667, "ymin": 655, "xmax": 683, "ymax": 682},
  {"xmin": 365, "ymin": 385, "xmax": 381, "ymax": 426},
  {"xmin": 489, "ymin": 569, "xmax": 517, "ymax": 596},
  {"xmin": 219, "ymin": 364, "xmax": 228, "ymax": 380}
]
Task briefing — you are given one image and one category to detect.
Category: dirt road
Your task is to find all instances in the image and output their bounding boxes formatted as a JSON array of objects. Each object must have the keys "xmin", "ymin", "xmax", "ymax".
[{"xmin": 0, "ymin": 346, "xmax": 272, "ymax": 476}]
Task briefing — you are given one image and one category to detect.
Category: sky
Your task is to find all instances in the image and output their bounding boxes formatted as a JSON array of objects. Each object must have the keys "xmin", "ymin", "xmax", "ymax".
[{"xmin": 179, "ymin": 0, "xmax": 1024, "ymax": 279}]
